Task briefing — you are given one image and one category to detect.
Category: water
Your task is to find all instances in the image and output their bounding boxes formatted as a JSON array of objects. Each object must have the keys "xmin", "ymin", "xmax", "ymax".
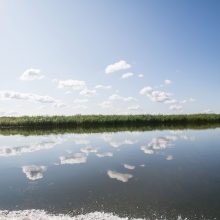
[{"xmin": 0, "ymin": 128, "xmax": 220, "ymax": 219}]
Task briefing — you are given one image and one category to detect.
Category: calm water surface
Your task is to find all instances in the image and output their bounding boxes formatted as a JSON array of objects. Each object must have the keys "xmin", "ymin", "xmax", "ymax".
[{"xmin": 0, "ymin": 129, "xmax": 220, "ymax": 219}]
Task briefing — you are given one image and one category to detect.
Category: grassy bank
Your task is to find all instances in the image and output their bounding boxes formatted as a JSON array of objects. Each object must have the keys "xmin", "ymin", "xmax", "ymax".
[{"xmin": 0, "ymin": 114, "xmax": 220, "ymax": 131}]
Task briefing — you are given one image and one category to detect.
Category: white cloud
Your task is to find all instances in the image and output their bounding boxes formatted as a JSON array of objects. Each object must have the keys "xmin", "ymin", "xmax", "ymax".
[
  {"xmin": 105, "ymin": 60, "xmax": 131, "ymax": 74},
  {"xmin": 189, "ymin": 98, "xmax": 195, "ymax": 102},
  {"xmin": 65, "ymin": 91, "xmax": 72, "ymax": 95},
  {"xmin": 0, "ymin": 90, "xmax": 63, "ymax": 106},
  {"xmin": 95, "ymin": 85, "xmax": 112, "ymax": 89},
  {"xmin": 138, "ymin": 74, "xmax": 144, "ymax": 78},
  {"xmin": 164, "ymin": 99, "xmax": 177, "ymax": 104},
  {"xmin": 57, "ymin": 80, "xmax": 86, "ymax": 90},
  {"xmin": 0, "ymin": 109, "xmax": 19, "ymax": 117},
  {"xmin": 22, "ymin": 165, "xmax": 47, "ymax": 181},
  {"xmin": 107, "ymin": 170, "xmax": 133, "ymax": 182},
  {"xmin": 20, "ymin": 69, "xmax": 44, "ymax": 81},
  {"xmin": 169, "ymin": 104, "xmax": 183, "ymax": 111},
  {"xmin": 123, "ymin": 164, "xmax": 135, "ymax": 170},
  {"xmin": 180, "ymin": 98, "xmax": 195, "ymax": 104},
  {"xmin": 164, "ymin": 79, "xmax": 172, "ymax": 85},
  {"xmin": 99, "ymin": 101, "xmax": 112, "ymax": 109},
  {"xmin": 73, "ymin": 99, "xmax": 88, "ymax": 104},
  {"xmin": 109, "ymin": 94, "xmax": 137, "ymax": 102},
  {"xmin": 121, "ymin": 72, "xmax": 134, "ymax": 79},
  {"xmin": 80, "ymin": 89, "xmax": 96, "ymax": 97},
  {"xmin": 140, "ymin": 87, "xmax": 172, "ymax": 103},
  {"xmin": 53, "ymin": 102, "xmax": 66, "ymax": 108},
  {"xmin": 60, "ymin": 153, "xmax": 87, "ymax": 165},
  {"xmin": 128, "ymin": 105, "xmax": 140, "ymax": 110},
  {"xmin": 73, "ymin": 104, "xmax": 88, "ymax": 110},
  {"xmin": 202, "ymin": 109, "xmax": 213, "ymax": 114}
]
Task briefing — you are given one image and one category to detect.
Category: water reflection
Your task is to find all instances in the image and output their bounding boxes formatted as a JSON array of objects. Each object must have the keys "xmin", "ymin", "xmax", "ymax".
[
  {"xmin": 123, "ymin": 164, "xmax": 135, "ymax": 170},
  {"xmin": 22, "ymin": 165, "xmax": 47, "ymax": 181},
  {"xmin": 80, "ymin": 146, "xmax": 97, "ymax": 154},
  {"xmin": 107, "ymin": 170, "xmax": 133, "ymax": 183},
  {"xmin": 102, "ymin": 133, "xmax": 138, "ymax": 148},
  {"xmin": 96, "ymin": 152, "xmax": 113, "ymax": 158},
  {"xmin": 0, "ymin": 129, "xmax": 219, "ymax": 219},
  {"xmin": 60, "ymin": 153, "xmax": 87, "ymax": 165},
  {"xmin": 0, "ymin": 136, "xmax": 64, "ymax": 157}
]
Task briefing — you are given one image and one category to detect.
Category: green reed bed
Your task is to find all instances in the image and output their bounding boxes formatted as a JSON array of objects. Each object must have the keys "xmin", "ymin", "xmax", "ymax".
[{"xmin": 0, "ymin": 114, "xmax": 220, "ymax": 130}]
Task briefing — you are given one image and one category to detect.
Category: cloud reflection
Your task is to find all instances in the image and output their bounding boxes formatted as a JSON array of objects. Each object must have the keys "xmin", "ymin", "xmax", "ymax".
[
  {"xmin": 80, "ymin": 146, "xmax": 97, "ymax": 154},
  {"xmin": 22, "ymin": 165, "xmax": 47, "ymax": 181},
  {"xmin": 96, "ymin": 152, "xmax": 113, "ymax": 158},
  {"xmin": 141, "ymin": 136, "xmax": 177, "ymax": 155},
  {"xmin": 0, "ymin": 137, "xmax": 64, "ymax": 157},
  {"xmin": 60, "ymin": 153, "xmax": 87, "ymax": 165},
  {"xmin": 102, "ymin": 133, "xmax": 137, "ymax": 148},
  {"xmin": 123, "ymin": 164, "xmax": 135, "ymax": 170},
  {"xmin": 107, "ymin": 170, "xmax": 133, "ymax": 182}
]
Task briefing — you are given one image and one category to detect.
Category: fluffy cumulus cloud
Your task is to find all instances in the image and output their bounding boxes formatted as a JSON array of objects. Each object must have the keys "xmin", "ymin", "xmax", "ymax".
[
  {"xmin": 202, "ymin": 109, "xmax": 214, "ymax": 114},
  {"xmin": 169, "ymin": 104, "xmax": 183, "ymax": 111},
  {"xmin": 107, "ymin": 170, "xmax": 133, "ymax": 182},
  {"xmin": 164, "ymin": 99, "xmax": 177, "ymax": 104},
  {"xmin": 72, "ymin": 105, "xmax": 88, "ymax": 110},
  {"xmin": 140, "ymin": 87, "xmax": 171, "ymax": 102},
  {"xmin": 109, "ymin": 94, "xmax": 137, "ymax": 102},
  {"xmin": 95, "ymin": 85, "xmax": 112, "ymax": 89},
  {"xmin": 105, "ymin": 60, "xmax": 131, "ymax": 74},
  {"xmin": 0, "ymin": 109, "xmax": 19, "ymax": 117},
  {"xmin": 164, "ymin": 79, "xmax": 172, "ymax": 85},
  {"xmin": 128, "ymin": 105, "xmax": 140, "ymax": 111},
  {"xmin": 138, "ymin": 74, "xmax": 144, "ymax": 78},
  {"xmin": 20, "ymin": 69, "xmax": 44, "ymax": 81},
  {"xmin": 80, "ymin": 89, "xmax": 96, "ymax": 97},
  {"xmin": 57, "ymin": 79, "xmax": 86, "ymax": 90},
  {"xmin": 99, "ymin": 101, "xmax": 112, "ymax": 109},
  {"xmin": 121, "ymin": 72, "xmax": 134, "ymax": 79},
  {"xmin": 73, "ymin": 99, "xmax": 88, "ymax": 104},
  {"xmin": 180, "ymin": 98, "xmax": 195, "ymax": 104},
  {"xmin": 22, "ymin": 165, "xmax": 47, "ymax": 181},
  {"xmin": 0, "ymin": 90, "xmax": 64, "ymax": 107}
]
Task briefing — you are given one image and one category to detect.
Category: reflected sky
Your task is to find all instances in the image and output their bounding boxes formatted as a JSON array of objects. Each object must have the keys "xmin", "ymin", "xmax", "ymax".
[{"xmin": 0, "ymin": 129, "xmax": 220, "ymax": 219}]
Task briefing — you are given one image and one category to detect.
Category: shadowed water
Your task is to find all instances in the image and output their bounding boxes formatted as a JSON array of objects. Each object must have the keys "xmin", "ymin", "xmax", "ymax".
[{"xmin": 0, "ymin": 128, "xmax": 220, "ymax": 219}]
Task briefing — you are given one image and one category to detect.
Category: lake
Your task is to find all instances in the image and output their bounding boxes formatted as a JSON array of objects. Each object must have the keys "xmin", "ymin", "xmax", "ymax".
[{"xmin": 0, "ymin": 128, "xmax": 219, "ymax": 219}]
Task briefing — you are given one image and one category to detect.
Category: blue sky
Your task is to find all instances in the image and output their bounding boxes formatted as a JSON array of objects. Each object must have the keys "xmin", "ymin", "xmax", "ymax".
[{"xmin": 0, "ymin": 0, "xmax": 219, "ymax": 116}]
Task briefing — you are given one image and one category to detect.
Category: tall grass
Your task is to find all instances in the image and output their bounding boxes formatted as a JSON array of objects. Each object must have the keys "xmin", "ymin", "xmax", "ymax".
[{"xmin": 0, "ymin": 114, "xmax": 220, "ymax": 130}]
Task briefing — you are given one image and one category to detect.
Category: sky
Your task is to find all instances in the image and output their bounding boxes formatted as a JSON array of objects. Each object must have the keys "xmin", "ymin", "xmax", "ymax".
[{"xmin": 0, "ymin": 0, "xmax": 220, "ymax": 116}]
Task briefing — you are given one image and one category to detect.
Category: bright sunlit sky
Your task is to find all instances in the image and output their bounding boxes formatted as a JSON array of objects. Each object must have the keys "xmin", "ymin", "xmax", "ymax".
[{"xmin": 0, "ymin": 0, "xmax": 220, "ymax": 116}]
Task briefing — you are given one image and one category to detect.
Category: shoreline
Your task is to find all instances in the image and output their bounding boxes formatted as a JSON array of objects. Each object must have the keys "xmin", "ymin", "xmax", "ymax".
[{"xmin": 0, "ymin": 114, "xmax": 220, "ymax": 135}]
